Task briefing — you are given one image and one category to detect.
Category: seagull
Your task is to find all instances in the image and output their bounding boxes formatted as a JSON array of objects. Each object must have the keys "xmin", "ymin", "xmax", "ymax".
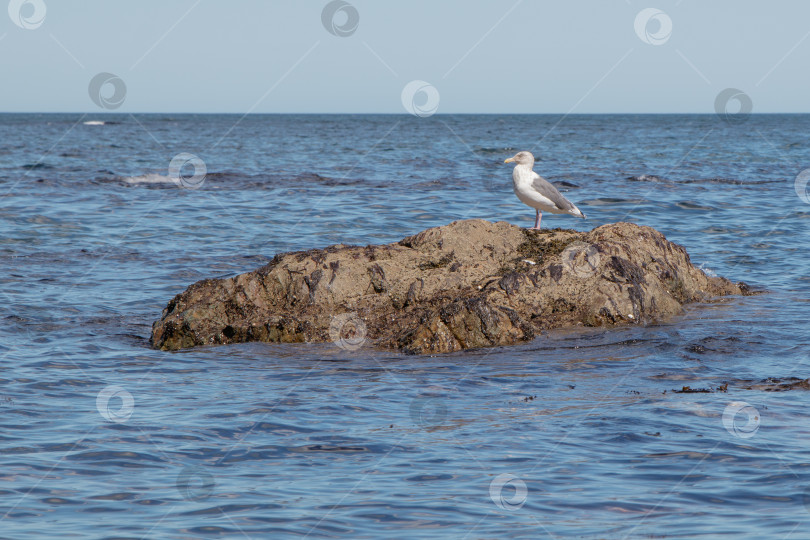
[{"xmin": 504, "ymin": 151, "xmax": 586, "ymax": 229}]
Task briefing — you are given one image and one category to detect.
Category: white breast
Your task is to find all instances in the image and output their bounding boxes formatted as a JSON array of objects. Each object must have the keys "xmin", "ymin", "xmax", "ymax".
[{"xmin": 512, "ymin": 165, "xmax": 559, "ymax": 212}]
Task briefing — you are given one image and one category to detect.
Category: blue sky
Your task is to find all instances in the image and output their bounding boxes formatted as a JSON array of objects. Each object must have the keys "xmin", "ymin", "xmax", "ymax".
[{"xmin": 1, "ymin": 0, "xmax": 808, "ymax": 113}]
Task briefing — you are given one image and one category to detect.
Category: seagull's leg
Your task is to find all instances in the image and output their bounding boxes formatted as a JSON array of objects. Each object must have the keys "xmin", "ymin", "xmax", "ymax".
[{"xmin": 530, "ymin": 209, "xmax": 542, "ymax": 230}]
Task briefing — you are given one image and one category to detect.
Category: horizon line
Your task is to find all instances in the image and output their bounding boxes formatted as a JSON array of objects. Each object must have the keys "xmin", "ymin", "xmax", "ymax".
[{"xmin": 0, "ymin": 111, "xmax": 808, "ymax": 116}]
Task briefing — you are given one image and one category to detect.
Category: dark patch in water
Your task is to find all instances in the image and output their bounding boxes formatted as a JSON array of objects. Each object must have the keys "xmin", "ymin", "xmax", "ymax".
[
  {"xmin": 672, "ymin": 384, "xmax": 726, "ymax": 393},
  {"xmin": 681, "ymin": 177, "xmax": 779, "ymax": 185},
  {"xmin": 475, "ymin": 147, "xmax": 516, "ymax": 156},
  {"xmin": 676, "ymin": 201, "xmax": 716, "ymax": 211},
  {"xmin": 739, "ymin": 377, "xmax": 810, "ymax": 391}
]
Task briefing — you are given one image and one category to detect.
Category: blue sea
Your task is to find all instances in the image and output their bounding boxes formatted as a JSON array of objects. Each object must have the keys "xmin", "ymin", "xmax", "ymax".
[{"xmin": 1, "ymin": 113, "xmax": 809, "ymax": 539}]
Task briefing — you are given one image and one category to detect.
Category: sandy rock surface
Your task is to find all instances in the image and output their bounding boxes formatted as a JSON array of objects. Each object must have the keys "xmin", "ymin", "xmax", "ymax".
[{"xmin": 151, "ymin": 220, "xmax": 751, "ymax": 354}]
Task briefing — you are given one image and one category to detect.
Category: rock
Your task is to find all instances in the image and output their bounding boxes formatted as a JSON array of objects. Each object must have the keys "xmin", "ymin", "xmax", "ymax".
[
  {"xmin": 150, "ymin": 220, "xmax": 753, "ymax": 354},
  {"xmin": 741, "ymin": 377, "xmax": 810, "ymax": 392}
]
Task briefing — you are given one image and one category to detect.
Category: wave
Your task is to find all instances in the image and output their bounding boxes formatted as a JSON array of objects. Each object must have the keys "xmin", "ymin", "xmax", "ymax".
[
  {"xmin": 627, "ymin": 175, "xmax": 778, "ymax": 186},
  {"xmin": 627, "ymin": 174, "xmax": 664, "ymax": 182},
  {"xmin": 115, "ymin": 170, "xmax": 373, "ymax": 189}
]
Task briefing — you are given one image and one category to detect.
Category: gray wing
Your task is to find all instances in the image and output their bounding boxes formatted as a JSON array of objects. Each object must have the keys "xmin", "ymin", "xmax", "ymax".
[{"xmin": 531, "ymin": 172, "xmax": 576, "ymax": 211}]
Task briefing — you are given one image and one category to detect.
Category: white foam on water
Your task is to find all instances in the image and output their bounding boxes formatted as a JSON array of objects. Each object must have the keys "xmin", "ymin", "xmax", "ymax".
[
  {"xmin": 83, "ymin": 120, "xmax": 105, "ymax": 126},
  {"xmin": 697, "ymin": 263, "xmax": 718, "ymax": 277},
  {"xmin": 121, "ymin": 173, "xmax": 176, "ymax": 185}
]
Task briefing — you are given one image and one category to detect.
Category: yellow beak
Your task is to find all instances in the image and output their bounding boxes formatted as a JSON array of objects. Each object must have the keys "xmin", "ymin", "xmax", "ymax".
[{"xmin": 504, "ymin": 157, "xmax": 514, "ymax": 163}]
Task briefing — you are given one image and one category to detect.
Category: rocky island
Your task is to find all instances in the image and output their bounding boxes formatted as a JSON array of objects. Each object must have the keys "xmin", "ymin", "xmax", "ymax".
[{"xmin": 150, "ymin": 220, "xmax": 752, "ymax": 354}]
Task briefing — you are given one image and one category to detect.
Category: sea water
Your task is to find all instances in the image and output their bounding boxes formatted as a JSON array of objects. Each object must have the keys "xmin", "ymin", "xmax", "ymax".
[{"xmin": 1, "ymin": 113, "xmax": 809, "ymax": 538}]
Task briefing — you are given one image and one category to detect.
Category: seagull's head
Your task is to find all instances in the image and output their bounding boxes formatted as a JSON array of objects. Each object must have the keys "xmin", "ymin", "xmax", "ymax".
[{"xmin": 504, "ymin": 151, "xmax": 535, "ymax": 166}]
